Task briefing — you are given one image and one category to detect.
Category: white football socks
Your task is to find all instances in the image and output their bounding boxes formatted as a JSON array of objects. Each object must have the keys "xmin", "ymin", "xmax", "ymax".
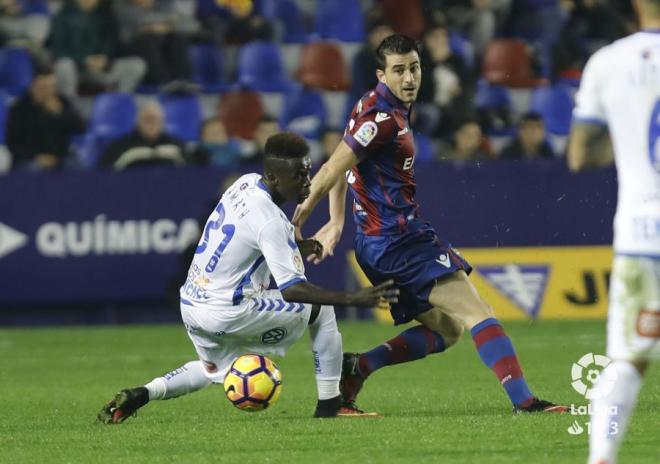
[
  {"xmin": 308, "ymin": 305, "xmax": 342, "ymax": 400},
  {"xmin": 588, "ymin": 361, "xmax": 643, "ymax": 464},
  {"xmin": 145, "ymin": 360, "xmax": 212, "ymax": 401}
]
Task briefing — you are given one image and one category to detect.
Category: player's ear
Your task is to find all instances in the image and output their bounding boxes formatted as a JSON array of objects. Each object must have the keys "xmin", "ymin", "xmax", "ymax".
[
  {"xmin": 263, "ymin": 170, "xmax": 278, "ymax": 186},
  {"xmin": 376, "ymin": 69, "xmax": 386, "ymax": 84}
]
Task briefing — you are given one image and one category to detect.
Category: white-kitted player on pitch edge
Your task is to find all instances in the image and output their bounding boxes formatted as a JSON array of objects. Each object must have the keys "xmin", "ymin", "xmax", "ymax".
[
  {"xmin": 98, "ymin": 132, "xmax": 398, "ymax": 422},
  {"xmin": 568, "ymin": 1, "xmax": 660, "ymax": 462}
]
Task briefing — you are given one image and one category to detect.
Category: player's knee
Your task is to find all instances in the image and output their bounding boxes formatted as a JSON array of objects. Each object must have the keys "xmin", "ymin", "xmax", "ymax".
[
  {"xmin": 439, "ymin": 323, "xmax": 463, "ymax": 348},
  {"xmin": 310, "ymin": 305, "xmax": 338, "ymax": 330}
]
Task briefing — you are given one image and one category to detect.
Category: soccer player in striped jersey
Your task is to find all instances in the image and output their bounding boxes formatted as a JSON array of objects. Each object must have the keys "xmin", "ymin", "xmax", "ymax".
[{"xmin": 294, "ymin": 34, "xmax": 566, "ymax": 414}]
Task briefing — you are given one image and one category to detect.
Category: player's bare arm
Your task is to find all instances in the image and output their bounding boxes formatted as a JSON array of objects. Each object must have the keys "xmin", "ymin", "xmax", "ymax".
[
  {"xmin": 305, "ymin": 179, "xmax": 349, "ymax": 263},
  {"xmin": 567, "ymin": 121, "xmax": 614, "ymax": 172},
  {"xmin": 281, "ymin": 279, "xmax": 398, "ymax": 307},
  {"xmin": 292, "ymin": 141, "xmax": 359, "ymax": 228}
]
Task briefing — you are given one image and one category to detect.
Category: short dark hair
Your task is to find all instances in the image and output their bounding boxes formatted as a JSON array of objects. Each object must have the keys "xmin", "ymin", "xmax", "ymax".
[
  {"xmin": 520, "ymin": 112, "xmax": 544, "ymax": 124},
  {"xmin": 375, "ymin": 34, "xmax": 420, "ymax": 70},
  {"xmin": 264, "ymin": 132, "xmax": 309, "ymax": 159}
]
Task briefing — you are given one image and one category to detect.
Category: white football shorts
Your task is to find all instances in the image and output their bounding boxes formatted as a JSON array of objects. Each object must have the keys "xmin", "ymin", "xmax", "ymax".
[
  {"xmin": 607, "ymin": 256, "xmax": 660, "ymax": 362},
  {"xmin": 180, "ymin": 289, "xmax": 312, "ymax": 383}
]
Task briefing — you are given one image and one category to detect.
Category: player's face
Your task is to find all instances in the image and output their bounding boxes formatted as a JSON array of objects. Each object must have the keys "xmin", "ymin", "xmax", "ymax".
[
  {"xmin": 275, "ymin": 156, "xmax": 312, "ymax": 204},
  {"xmin": 379, "ymin": 52, "xmax": 421, "ymax": 105}
]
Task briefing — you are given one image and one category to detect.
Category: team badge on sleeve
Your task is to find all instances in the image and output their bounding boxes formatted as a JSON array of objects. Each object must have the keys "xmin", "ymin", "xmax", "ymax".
[{"xmin": 353, "ymin": 121, "xmax": 378, "ymax": 147}]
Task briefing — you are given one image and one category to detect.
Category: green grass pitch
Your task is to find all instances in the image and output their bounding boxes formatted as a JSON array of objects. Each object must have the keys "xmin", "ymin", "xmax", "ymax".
[{"xmin": 1, "ymin": 320, "xmax": 658, "ymax": 463}]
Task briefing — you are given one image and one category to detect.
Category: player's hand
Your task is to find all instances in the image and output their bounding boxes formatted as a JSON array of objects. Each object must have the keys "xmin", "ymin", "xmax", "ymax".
[
  {"xmin": 308, "ymin": 221, "xmax": 343, "ymax": 264},
  {"xmin": 296, "ymin": 238, "xmax": 323, "ymax": 261},
  {"xmin": 348, "ymin": 279, "xmax": 399, "ymax": 307}
]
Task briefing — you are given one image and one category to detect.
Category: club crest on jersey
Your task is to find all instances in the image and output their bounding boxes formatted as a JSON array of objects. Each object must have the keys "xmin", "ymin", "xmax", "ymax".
[{"xmin": 354, "ymin": 121, "xmax": 378, "ymax": 147}]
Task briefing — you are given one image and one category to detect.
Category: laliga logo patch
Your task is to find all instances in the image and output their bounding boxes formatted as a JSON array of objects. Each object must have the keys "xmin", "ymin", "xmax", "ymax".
[
  {"xmin": 261, "ymin": 327, "xmax": 287, "ymax": 344},
  {"xmin": 571, "ymin": 352, "xmax": 617, "ymax": 400},
  {"xmin": 353, "ymin": 121, "xmax": 378, "ymax": 147}
]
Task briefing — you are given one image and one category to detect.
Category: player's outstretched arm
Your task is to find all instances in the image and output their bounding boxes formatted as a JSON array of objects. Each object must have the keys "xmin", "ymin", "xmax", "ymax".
[
  {"xmin": 567, "ymin": 122, "xmax": 614, "ymax": 172},
  {"xmin": 281, "ymin": 279, "xmax": 398, "ymax": 307},
  {"xmin": 293, "ymin": 141, "xmax": 359, "ymax": 229},
  {"xmin": 307, "ymin": 179, "xmax": 348, "ymax": 264}
]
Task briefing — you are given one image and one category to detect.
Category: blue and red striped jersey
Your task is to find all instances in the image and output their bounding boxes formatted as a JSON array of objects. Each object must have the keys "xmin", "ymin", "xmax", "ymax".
[{"xmin": 343, "ymin": 82, "xmax": 419, "ymax": 236}]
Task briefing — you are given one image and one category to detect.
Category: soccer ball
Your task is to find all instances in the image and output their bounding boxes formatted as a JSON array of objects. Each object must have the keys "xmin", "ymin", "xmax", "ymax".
[{"xmin": 223, "ymin": 354, "xmax": 282, "ymax": 412}]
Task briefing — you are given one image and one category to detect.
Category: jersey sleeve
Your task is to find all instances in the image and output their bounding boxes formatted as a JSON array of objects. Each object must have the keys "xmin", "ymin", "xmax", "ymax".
[
  {"xmin": 256, "ymin": 217, "xmax": 307, "ymax": 291},
  {"xmin": 573, "ymin": 48, "xmax": 609, "ymax": 125},
  {"xmin": 343, "ymin": 110, "xmax": 399, "ymax": 160}
]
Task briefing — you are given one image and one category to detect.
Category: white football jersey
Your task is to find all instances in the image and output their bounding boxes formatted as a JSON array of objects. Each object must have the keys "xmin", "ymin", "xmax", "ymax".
[
  {"xmin": 573, "ymin": 31, "xmax": 660, "ymax": 256},
  {"xmin": 180, "ymin": 173, "xmax": 306, "ymax": 308}
]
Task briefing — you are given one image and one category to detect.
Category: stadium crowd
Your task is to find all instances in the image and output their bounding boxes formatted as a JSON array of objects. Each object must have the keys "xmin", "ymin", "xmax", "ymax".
[{"xmin": 0, "ymin": 0, "xmax": 635, "ymax": 172}]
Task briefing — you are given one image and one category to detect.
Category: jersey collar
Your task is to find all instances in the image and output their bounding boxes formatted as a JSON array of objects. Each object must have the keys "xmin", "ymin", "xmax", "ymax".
[
  {"xmin": 257, "ymin": 177, "xmax": 272, "ymax": 198},
  {"xmin": 375, "ymin": 82, "xmax": 411, "ymax": 114}
]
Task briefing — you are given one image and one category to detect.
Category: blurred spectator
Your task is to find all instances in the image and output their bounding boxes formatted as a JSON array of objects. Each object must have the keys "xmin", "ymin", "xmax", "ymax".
[
  {"xmin": 100, "ymin": 100, "xmax": 185, "ymax": 169},
  {"xmin": 424, "ymin": 0, "xmax": 512, "ymax": 57},
  {"xmin": 506, "ymin": 0, "xmax": 567, "ymax": 76},
  {"xmin": 417, "ymin": 21, "xmax": 476, "ymax": 136},
  {"xmin": 499, "ymin": 111, "xmax": 555, "ymax": 159},
  {"xmin": 196, "ymin": 0, "xmax": 273, "ymax": 45},
  {"xmin": 187, "ymin": 118, "xmax": 242, "ymax": 167},
  {"xmin": 115, "ymin": 0, "xmax": 194, "ymax": 88},
  {"xmin": 349, "ymin": 20, "xmax": 394, "ymax": 101},
  {"xmin": 437, "ymin": 119, "xmax": 494, "ymax": 161},
  {"xmin": 0, "ymin": 0, "xmax": 50, "ymax": 53},
  {"xmin": 243, "ymin": 114, "xmax": 280, "ymax": 161},
  {"xmin": 51, "ymin": 0, "xmax": 147, "ymax": 98},
  {"xmin": 552, "ymin": 0, "xmax": 631, "ymax": 80},
  {"xmin": 320, "ymin": 127, "xmax": 343, "ymax": 163},
  {"xmin": 6, "ymin": 66, "xmax": 85, "ymax": 171}
]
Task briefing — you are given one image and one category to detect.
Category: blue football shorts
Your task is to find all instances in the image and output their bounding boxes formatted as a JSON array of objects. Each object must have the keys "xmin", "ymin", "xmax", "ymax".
[{"xmin": 354, "ymin": 222, "xmax": 472, "ymax": 325}]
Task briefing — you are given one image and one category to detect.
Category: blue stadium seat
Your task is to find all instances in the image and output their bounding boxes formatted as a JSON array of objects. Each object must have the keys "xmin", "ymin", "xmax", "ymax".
[
  {"xmin": 475, "ymin": 79, "xmax": 515, "ymax": 136},
  {"xmin": 78, "ymin": 93, "xmax": 137, "ymax": 167},
  {"xmin": 160, "ymin": 94, "xmax": 202, "ymax": 142},
  {"xmin": 315, "ymin": 0, "xmax": 365, "ymax": 42},
  {"xmin": 189, "ymin": 43, "xmax": 226, "ymax": 93},
  {"xmin": 237, "ymin": 41, "xmax": 290, "ymax": 92},
  {"xmin": 449, "ymin": 32, "xmax": 475, "ymax": 70},
  {"xmin": 280, "ymin": 84, "xmax": 327, "ymax": 139},
  {"xmin": 260, "ymin": 0, "xmax": 309, "ymax": 43},
  {"xmin": 530, "ymin": 84, "xmax": 574, "ymax": 135},
  {"xmin": 19, "ymin": 0, "xmax": 50, "ymax": 15},
  {"xmin": 0, "ymin": 47, "xmax": 34, "ymax": 96}
]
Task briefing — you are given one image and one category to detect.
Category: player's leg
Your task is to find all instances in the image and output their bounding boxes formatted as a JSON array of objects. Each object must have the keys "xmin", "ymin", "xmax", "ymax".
[
  {"xmin": 429, "ymin": 270, "xmax": 566, "ymax": 412},
  {"xmin": 342, "ymin": 309, "xmax": 462, "ymax": 407},
  {"xmin": 307, "ymin": 304, "xmax": 342, "ymax": 416},
  {"xmin": 98, "ymin": 361, "xmax": 212, "ymax": 424},
  {"xmin": 98, "ymin": 301, "xmax": 222, "ymax": 424},
  {"xmin": 340, "ymin": 232, "xmax": 468, "ymax": 409},
  {"xmin": 588, "ymin": 257, "xmax": 659, "ymax": 464}
]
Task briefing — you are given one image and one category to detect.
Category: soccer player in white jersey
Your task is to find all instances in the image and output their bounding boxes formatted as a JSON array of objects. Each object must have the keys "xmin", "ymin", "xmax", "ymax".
[
  {"xmin": 568, "ymin": 1, "xmax": 660, "ymax": 462},
  {"xmin": 98, "ymin": 132, "xmax": 398, "ymax": 422}
]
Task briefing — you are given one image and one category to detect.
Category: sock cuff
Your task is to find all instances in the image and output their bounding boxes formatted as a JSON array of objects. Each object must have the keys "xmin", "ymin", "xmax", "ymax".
[{"xmin": 470, "ymin": 317, "xmax": 500, "ymax": 337}]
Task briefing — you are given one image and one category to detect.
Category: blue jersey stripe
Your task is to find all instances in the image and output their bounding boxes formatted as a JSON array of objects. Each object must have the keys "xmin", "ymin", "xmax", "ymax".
[{"xmin": 232, "ymin": 255, "xmax": 265, "ymax": 305}]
